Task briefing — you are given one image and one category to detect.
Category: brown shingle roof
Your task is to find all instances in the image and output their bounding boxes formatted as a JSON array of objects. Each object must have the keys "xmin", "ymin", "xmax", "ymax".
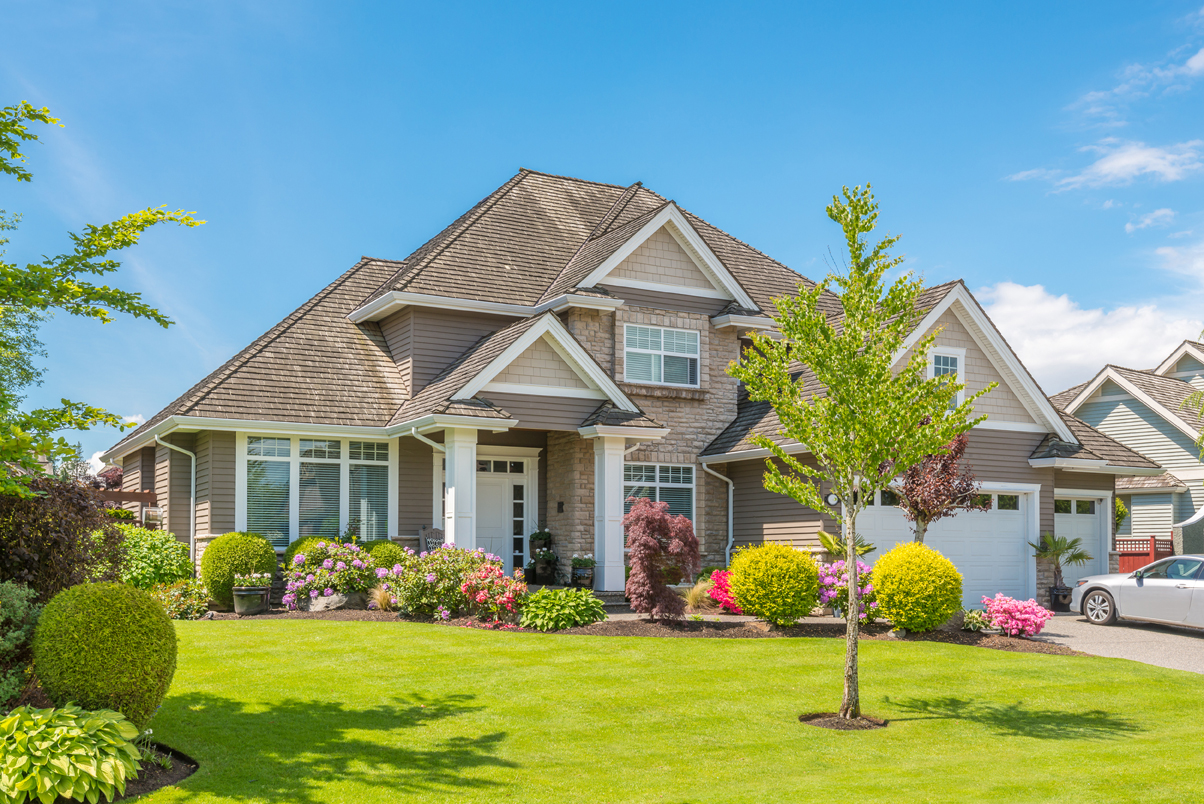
[
  {"xmin": 1116, "ymin": 473, "xmax": 1185, "ymax": 491},
  {"xmin": 1107, "ymin": 365, "xmax": 1204, "ymax": 433},
  {"xmin": 1029, "ymin": 411, "xmax": 1162, "ymax": 470}
]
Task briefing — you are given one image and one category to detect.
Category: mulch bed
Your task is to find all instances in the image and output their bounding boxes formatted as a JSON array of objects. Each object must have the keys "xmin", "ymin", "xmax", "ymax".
[
  {"xmin": 800, "ymin": 712, "xmax": 888, "ymax": 731},
  {"xmin": 206, "ymin": 607, "xmax": 1080, "ymax": 656},
  {"xmin": 111, "ymin": 744, "xmax": 197, "ymax": 802}
]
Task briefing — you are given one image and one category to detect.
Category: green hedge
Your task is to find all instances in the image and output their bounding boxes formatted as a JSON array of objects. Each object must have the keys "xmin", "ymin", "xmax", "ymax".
[
  {"xmin": 33, "ymin": 582, "xmax": 177, "ymax": 729},
  {"xmin": 200, "ymin": 532, "xmax": 277, "ymax": 608},
  {"xmin": 873, "ymin": 542, "xmax": 963, "ymax": 632},
  {"xmin": 358, "ymin": 539, "xmax": 408, "ymax": 569},
  {"xmin": 0, "ymin": 581, "xmax": 41, "ymax": 707},
  {"xmin": 729, "ymin": 543, "xmax": 819, "ymax": 626},
  {"xmin": 117, "ymin": 524, "xmax": 193, "ymax": 589}
]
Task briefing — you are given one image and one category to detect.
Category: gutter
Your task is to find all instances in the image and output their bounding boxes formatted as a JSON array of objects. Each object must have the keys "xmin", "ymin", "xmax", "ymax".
[
  {"xmin": 409, "ymin": 427, "xmax": 445, "ymax": 453},
  {"xmin": 700, "ymin": 463, "xmax": 735, "ymax": 567},
  {"xmin": 154, "ymin": 435, "xmax": 197, "ymax": 565}
]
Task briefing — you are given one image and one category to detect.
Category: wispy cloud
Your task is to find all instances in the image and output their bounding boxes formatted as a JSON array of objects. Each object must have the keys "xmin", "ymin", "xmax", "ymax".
[
  {"xmin": 123, "ymin": 413, "xmax": 146, "ymax": 426},
  {"xmin": 1126, "ymin": 207, "xmax": 1176, "ymax": 233},
  {"xmin": 1156, "ymin": 235, "xmax": 1204, "ymax": 279},
  {"xmin": 1072, "ymin": 45, "xmax": 1204, "ymax": 124},
  {"xmin": 1009, "ymin": 138, "xmax": 1204, "ymax": 189}
]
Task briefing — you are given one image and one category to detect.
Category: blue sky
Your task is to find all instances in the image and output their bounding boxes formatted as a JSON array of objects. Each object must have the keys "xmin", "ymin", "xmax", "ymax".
[{"xmin": 2, "ymin": 1, "xmax": 1204, "ymax": 468}]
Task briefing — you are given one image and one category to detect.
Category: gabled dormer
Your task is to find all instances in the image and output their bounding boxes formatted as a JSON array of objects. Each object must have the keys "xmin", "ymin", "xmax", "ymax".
[{"xmin": 1153, "ymin": 340, "xmax": 1204, "ymax": 389}]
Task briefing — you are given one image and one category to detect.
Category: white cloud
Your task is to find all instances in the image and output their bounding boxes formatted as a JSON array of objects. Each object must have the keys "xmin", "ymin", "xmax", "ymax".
[
  {"xmin": 87, "ymin": 451, "xmax": 105, "ymax": 474},
  {"xmin": 1126, "ymin": 207, "xmax": 1177, "ymax": 233},
  {"xmin": 1101, "ymin": 199, "xmax": 1120, "ymax": 209},
  {"xmin": 1060, "ymin": 139, "xmax": 1203, "ymax": 188},
  {"xmin": 1156, "ymin": 236, "xmax": 1204, "ymax": 279},
  {"xmin": 978, "ymin": 281, "xmax": 1202, "ymax": 392},
  {"xmin": 1072, "ymin": 45, "xmax": 1204, "ymax": 122},
  {"xmin": 123, "ymin": 413, "xmax": 146, "ymax": 425}
]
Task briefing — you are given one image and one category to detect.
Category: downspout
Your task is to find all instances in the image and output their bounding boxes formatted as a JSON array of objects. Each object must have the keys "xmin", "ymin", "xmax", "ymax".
[
  {"xmin": 155, "ymin": 435, "xmax": 196, "ymax": 565},
  {"xmin": 410, "ymin": 427, "xmax": 446, "ymax": 453},
  {"xmin": 701, "ymin": 463, "xmax": 735, "ymax": 567}
]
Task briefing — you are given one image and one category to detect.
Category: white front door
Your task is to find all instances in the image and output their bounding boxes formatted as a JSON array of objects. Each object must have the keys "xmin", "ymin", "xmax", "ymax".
[
  {"xmin": 476, "ymin": 473, "xmax": 510, "ymax": 562},
  {"xmin": 1053, "ymin": 498, "xmax": 1107, "ymax": 580}
]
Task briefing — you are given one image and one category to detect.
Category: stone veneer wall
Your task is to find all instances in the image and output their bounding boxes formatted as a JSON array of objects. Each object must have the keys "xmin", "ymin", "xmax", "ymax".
[
  {"xmin": 544, "ymin": 431, "xmax": 596, "ymax": 578},
  {"xmin": 558, "ymin": 304, "xmax": 740, "ymax": 569}
]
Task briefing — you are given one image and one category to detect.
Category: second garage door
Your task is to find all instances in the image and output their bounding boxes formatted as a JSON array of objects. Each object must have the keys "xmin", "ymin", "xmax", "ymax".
[{"xmin": 855, "ymin": 489, "xmax": 1033, "ymax": 610}]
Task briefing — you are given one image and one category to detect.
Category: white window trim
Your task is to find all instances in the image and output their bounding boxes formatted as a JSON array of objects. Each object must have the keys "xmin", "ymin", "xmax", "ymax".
[
  {"xmin": 623, "ymin": 324, "xmax": 701, "ymax": 389},
  {"xmin": 929, "ymin": 346, "xmax": 967, "ymax": 408},
  {"xmin": 235, "ymin": 432, "xmax": 399, "ymax": 547},
  {"xmin": 622, "ymin": 461, "xmax": 697, "ymax": 523}
]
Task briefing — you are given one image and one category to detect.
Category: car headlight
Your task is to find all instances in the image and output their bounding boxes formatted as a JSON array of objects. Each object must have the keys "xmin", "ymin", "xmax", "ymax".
[{"xmin": 1075, "ymin": 579, "xmax": 1088, "ymax": 587}]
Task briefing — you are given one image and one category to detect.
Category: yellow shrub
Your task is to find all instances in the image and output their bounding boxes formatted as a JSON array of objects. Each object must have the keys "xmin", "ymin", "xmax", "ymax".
[
  {"xmin": 729, "ymin": 543, "xmax": 819, "ymax": 626},
  {"xmin": 873, "ymin": 542, "xmax": 963, "ymax": 632}
]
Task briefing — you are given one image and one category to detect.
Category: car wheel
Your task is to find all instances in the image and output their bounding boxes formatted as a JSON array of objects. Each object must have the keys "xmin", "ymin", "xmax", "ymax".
[{"xmin": 1083, "ymin": 590, "xmax": 1116, "ymax": 625}]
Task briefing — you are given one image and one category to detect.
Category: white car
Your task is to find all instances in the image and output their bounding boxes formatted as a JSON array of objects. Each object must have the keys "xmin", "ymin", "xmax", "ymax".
[{"xmin": 1070, "ymin": 555, "xmax": 1204, "ymax": 627}]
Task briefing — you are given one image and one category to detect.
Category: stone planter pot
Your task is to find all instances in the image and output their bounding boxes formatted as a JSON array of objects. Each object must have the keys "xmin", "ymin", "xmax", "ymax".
[
  {"xmin": 300, "ymin": 591, "xmax": 369, "ymax": 612},
  {"xmin": 232, "ymin": 586, "xmax": 271, "ymax": 616},
  {"xmin": 534, "ymin": 560, "xmax": 555, "ymax": 585},
  {"xmin": 1048, "ymin": 586, "xmax": 1072, "ymax": 613},
  {"xmin": 571, "ymin": 566, "xmax": 595, "ymax": 589}
]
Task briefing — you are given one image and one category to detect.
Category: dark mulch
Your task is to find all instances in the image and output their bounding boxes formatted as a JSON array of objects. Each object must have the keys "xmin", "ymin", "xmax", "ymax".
[
  {"xmin": 800, "ymin": 712, "xmax": 888, "ymax": 731},
  {"xmin": 111, "ymin": 744, "xmax": 197, "ymax": 802},
  {"xmin": 201, "ymin": 607, "xmax": 1079, "ymax": 656}
]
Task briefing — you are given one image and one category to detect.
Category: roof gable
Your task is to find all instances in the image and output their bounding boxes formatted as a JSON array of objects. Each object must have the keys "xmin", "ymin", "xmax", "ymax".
[{"xmin": 1063, "ymin": 364, "xmax": 1204, "ymax": 443}]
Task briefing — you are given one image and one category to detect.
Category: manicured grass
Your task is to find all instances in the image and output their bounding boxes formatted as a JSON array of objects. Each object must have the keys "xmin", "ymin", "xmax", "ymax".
[{"xmin": 147, "ymin": 621, "xmax": 1204, "ymax": 803}]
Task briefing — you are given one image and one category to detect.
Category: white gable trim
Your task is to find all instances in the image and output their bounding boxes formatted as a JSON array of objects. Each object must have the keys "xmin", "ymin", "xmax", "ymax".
[
  {"xmin": 1064, "ymin": 367, "xmax": 1201, "ymax": 443},
  {"xmin": 453, "ymin": 315, "xmax": 640, "ymax": 412},
  {"xmin": 897, "ymin": 284, "xmax": 1075, "ymax": 442},
  {"xmin": 1154, "ymin": 341, "xmax": 1204, "ymax": 376},
  {"xmin": 347, "ymin": 290, "xmax": 625, "ymax": 323},
  {"xmin": 601, "ymin": 276, "xmax": 731, "ymax": 300},
  {"xmin": 578, "ymin": 204, "xmax": 758, "ymax": 310}
]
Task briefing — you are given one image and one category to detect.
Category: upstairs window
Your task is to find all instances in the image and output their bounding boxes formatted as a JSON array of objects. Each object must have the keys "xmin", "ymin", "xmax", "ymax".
[
  {"xmin": 624, "ymin": 325, "xmax": 699, "ymax": 387},
  {"xmin": 929, "ymin": 348, "xmax": 965, "ymax": 410}
]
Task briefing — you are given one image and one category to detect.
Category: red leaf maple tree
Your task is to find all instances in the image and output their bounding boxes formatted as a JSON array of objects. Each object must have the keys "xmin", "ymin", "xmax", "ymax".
[
  {"xmin": 891, "ymin": 432, "xmax": 989, "ymax": 543},
  {"xmin": 622, "ymin": 496, "xmax": 701, "ymax": 620}
]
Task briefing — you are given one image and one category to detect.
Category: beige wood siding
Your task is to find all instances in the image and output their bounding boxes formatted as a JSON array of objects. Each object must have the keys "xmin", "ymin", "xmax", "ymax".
[
  {"xmin": 379, "ymin": 308, "xmax": 414, "ymax": 396},
  {"xmin": 482, "ymin": 392, "xmax": 602, "ymax": 431},
  {"xmin": 610, "ymin": 226, "xmax": 716, "ymax": 290},
  {"xmin": 397, "ymin": 435, "xmax": 434, "ymax": 537},
  {"xmin": 155, "ymin": 433, "xmax": 196, "ymax": 543},
  {"xmin": 902, "ymin": 308, "xmax": 1036, "ymax": 424},
  {"xmin": 410, "ymin": 308, "xmax": 519, "ymax": 393},
  {"xmin": 600, "ymin": 285, "xmax": 731, "ymax": 316},
  {"xmin": 208, "ymin": 431, "xmax": 236, "ymax": 533},
  {"xmin": 494, "ymin": 336, "xmax": 589, "ymax": 388},
  {"xmin": 962, "ymin": 429, "xmax": 1054, "ymax": 533},
  {"xmin": 728, "ymin": 457, "xmax": 837, "ymax": 551},
  {"xmin": 195, "ymin": 432, "xmax": 211, "ymax": 535},
  {"xmin": 1053, "ymin": 469, "xmax": 1113, "ymax": 493}
]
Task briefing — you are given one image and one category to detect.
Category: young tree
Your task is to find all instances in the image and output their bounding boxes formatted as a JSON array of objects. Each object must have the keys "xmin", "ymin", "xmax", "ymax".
[
  {"xmin": 623, "ymin": 496, "xmax": 701, "ymax": 620},
  {"xmin": 0, "ymin": 101, "xmax": 203, "ymax": 496},
  {"xmin": 730, "ymin": 185, "xmax": 995, "ymax": 720},
  {"xmin": 892, "ymin": 432, "xmax": 990, "ymax": 543}
]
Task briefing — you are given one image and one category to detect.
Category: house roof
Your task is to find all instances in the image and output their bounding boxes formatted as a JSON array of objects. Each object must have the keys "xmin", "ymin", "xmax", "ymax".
[
  {"xmin": 1057, "ymin": 364, "xmax": 1204, "ymax": 437},
  {"xmin": 701, "ymin": 281, "xmax": 961, "ymax": 457},
  {"xmin": 1027, "ymin": 411, "xmax": 1162, "ymax": 471},
  {"xmin": 1116, "ymin": 472, "xmax": 1186, "ymax": 491}
]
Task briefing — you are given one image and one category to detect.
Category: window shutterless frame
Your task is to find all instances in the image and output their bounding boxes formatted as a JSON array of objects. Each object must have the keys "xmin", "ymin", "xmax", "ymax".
[
  {"xmin": 623, "ymin": 325, "xmax": 700, "ymax": 387},
  {"xmin": 928, "ymin": 346, "xmax": 967, "ymax": 410}
]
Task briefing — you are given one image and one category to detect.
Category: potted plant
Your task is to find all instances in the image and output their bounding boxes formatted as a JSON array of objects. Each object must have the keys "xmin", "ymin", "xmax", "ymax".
[
  {"xmin": 531, "ymin": 546, "xmax": 558, "ymax": 585},
  {"xmin": 232, "ymin": 572, "xmax": 273, "ymax": 615},
  {"xmin": 528, "ymin": 529, "xmax": 552, "ymax": 550},
  {"xmin": 570, "ymin": 553, "xmax": 596, "ymax": 589},
  {"xmin": 1028, "ymin": 533, "xmax": 1093, "ymax": 612}
]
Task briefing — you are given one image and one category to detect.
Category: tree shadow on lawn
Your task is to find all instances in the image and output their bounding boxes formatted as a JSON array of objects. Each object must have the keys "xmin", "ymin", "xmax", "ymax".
[
  {"xmin": 883, "ymin": 696, "xmax": 1142, "ymax": 740},
  {"xmin": 157, "ymin": 691, "xmax": 516, "ymax": 802}
]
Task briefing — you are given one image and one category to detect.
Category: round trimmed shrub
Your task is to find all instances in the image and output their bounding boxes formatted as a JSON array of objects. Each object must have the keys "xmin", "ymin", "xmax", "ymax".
[
  {"xmin": 33, "ymin": 582, "xmax": 177, "ymax": 728},
  {"xmin": 200, "ymin": 532, "xmax": 277, "ymax": 608},
  {"xmin": 728, "ymin": 543, "xmax": 819, "ymax": 626},
  {"xmin": 873, "ymin": 542, "xmax": 963, "ymax": 632},
  {"xmin": 359, "ymin": 539, "xmax": 407, "ymax": 568},
  {"xmin": 282, "ymin": 536, "xmax": 326, "ymax": 569}
]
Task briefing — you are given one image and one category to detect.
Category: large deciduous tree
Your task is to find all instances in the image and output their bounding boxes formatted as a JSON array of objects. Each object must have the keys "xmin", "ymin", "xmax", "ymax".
[
  {"xmin": 892, "ymin": 432, "xmax": 990, "ymax": 543},
  {"xmin": 0, "ymin": 101, "xmax": 202, "ymax": 496},
  {"xmin": 730, "ymin": 185, "xmax": 995, "ymax": 720}
]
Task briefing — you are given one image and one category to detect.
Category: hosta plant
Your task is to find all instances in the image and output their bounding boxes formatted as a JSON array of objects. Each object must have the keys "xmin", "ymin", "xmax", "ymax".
[
  {"xmin": 520, "ymin": 587, "xmax": 606, "ymax": 631},
  {"xmin": 0, "ymin": 704, "xmax": 141, "ymax": 804},
  {"xmin": 961, "ymin": 609, "xmax": 991, "ymax": 632}
]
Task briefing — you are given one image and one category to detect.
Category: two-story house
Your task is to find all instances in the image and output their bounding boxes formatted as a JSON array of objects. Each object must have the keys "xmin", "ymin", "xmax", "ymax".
[
  {"xmin": 1053, "ymin": 340, "xmax": 1204, "ymax": 555},
  {"xmin": 102, "ymin": 169, "xmax": 1159, "ymax": 607}
]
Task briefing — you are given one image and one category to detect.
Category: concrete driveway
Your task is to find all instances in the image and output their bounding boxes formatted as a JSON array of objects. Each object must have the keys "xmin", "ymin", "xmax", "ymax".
[{"xmin": 1035, "ymin": 614, "xmax": 1204, "ymax": 674}]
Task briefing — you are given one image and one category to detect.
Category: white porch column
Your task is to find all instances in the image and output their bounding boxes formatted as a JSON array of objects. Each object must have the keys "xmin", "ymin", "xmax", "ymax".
[
  {"xmin": 443, "ymin": 428, "xmax": 478, "ymax": 550},
  {"xmin": 593, "ymin": 435, "xmax": 627, "ymax": 592}
]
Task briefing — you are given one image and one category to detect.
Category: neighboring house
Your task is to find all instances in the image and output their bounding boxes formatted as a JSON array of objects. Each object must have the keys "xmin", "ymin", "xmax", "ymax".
[
  {"xmin": 101, "ymin": 169, "xmax": 1158, "ymax": 607},
  {"xmin": 1053, "ymin": 340, "xmax": 1204, "ymax": 554}
]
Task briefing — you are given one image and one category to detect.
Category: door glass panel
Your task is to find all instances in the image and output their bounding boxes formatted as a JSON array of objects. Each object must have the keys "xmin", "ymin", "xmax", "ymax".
[
  {"xmin": 1054, "ymin": 499, "xmax": 1072, "ymax": 514},
  {"xmin": 477, "ymin": 460, "xmax": 491, "ymax": 472},
  {"xmin": 1076, "ymin": 500, "xmax": 1095, "ymax": 515},
  {"xmin": 493, "ymin": 460, "xmax": 508, "ymax": 473},
  {"xmin": 509, "ymin": 461, "xmax": 524, "ymax": 473},
  {"xmin": 997, "ymin": 494, "xmax": 1020, "ymax": 511}
]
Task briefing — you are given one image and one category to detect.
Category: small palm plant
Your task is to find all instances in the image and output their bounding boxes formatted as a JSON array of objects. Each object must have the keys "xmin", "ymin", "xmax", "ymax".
[
  {"xmin": 817, "ymin": 529, "xmax": 875, "ymax": 558},
  {"xmin": 1028, "ymin": 533, "xmax": 1093, "ymax": 590}
]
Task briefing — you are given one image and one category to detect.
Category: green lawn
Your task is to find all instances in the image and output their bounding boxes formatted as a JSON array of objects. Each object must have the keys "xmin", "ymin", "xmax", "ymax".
[{"xmin": 144, "ymin": 621, "xmax": 1204, "ymax": 804}]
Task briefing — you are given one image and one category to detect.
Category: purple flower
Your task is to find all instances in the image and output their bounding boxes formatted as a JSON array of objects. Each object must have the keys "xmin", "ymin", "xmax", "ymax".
[
  {"xmin": 420, "ymin": 552, "xmax": 428, "ymax": 558},
  {"xmin": 292, "ymin": 554, "xmax": 305, "ymax": 565},
  {"xmin": 439, "ymin": 607, "xmax": 450, "ymax": 620},
  {"xmin": 317, "ymin": 541, "xmax": 327, "ymax": 549},
  {"xmin": 426, "ymin": 573, "xmax": 437, "ymax": 583},
  {"xmin": 323, "ymin": 559, "xmax": 334, "ymax": 569},
  {"xmin": 324, "ymin": 588, "xmax": 334, "ymax": 597},
  {"xmin": 376, "ymin": 568, "xmax": 388, "ymax": 579},
  {"xmin": 336, "ymin": 561, "xmax": 347, "ymax": 571},
  {"xmin": 352, "ymin": 559, "xmax": 364, "ymax": 569},
  {"xmin": 382, "ymin": 582, "xmax": 390, "ymax": 591},
  {"xmin": 306, "ymin": 574, "xmax": 315, "ymax": 583},
  {"xmin": 310, "ymin": 589, "xmax": 319, "ymax": 598},
  {"xmin": 392, "ymin": 564, "xmax": 403, "ymax": 573}
]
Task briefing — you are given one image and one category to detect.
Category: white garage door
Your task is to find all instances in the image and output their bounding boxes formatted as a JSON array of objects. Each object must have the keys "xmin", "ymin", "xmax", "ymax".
[
  {"xmin": 1053, "ymin": 498, "xmax": 1107, "ymax": 580},
  {"xmin": 856, "ymin": 490, "xmax": 1032, "ymax": 610}
]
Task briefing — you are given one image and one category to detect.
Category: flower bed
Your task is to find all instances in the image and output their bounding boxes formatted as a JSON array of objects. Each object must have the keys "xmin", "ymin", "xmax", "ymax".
[
  {"xmin": 817, "ymin": 559, "xmax": 877, "ymax": 623},
  {"xmin": 982, "ymin": 593, "xmax": 1055, "ymax": 637},
  {"xmin": 282, "ymin": 542, "xmax": 378, "ymax": 609}
]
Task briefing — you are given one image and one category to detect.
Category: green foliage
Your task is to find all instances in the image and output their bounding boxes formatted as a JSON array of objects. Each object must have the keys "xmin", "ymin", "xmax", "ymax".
[
  {"xmin": 33, "ymin": 582, "xmax": 177, "ymax": 729},
  {"xmin": 0, "ymin": 703, "xmax": 141, "ymax": 804},
  {"xmin": 1028, "ymin": 532, "xmax": 1094, "ymax": 588},
  {"xmin": 874, "ymin": 542, "xmax": 963, "ymax": 632},
  {"xmin": 200, "ymin": 532, "xmax": 277, "ymax": 608},
  {"xmin": 358, "ymin": 539, "xmax": 407, "ymax": 568},
  {"xmin": 0, "ymin": 582, "xmax": 40, "ymax": 707},
  {"xmin": 728, "ymin": 544, "xmax": 820, "ymax": 627},
  {"xmin": 1114, "ymin": 497, "xmax": 1129, "ymax": 533},
  {"xmin": 519, "ymin": 587, "xmax": 607, "ymax": 631},
  {"xmin": 817, "ymin": 529, "xmax": 875, "ymax": 557},
  {"xmin": 106, "ymin": 507, "xmax": 135, "ymax": 521},
  {"xmin": 116, "ymin": 524, "xmax": 192, "ymax": 589},
  {"xmin": 0, "ymin": 476, "xmax": 123, "ymax": 602},
  {"xmin": 150, "ymin": 579, "xmax": 210, "ymax": 620},
  {"xmin": 0, "ymin": 100, "xmax": 203, "ymax": 499},
  {"xmin": 961, "ymin": 609, "xmax": 990, "ymax": 632},
  {"xmin": 282, "ymin": 536, "xmax": 330, "ymax": 570}
]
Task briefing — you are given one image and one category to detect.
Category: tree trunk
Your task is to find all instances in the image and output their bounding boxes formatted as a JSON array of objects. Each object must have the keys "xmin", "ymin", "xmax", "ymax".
[
  {"xmin": 913, "ymin": 518, "xmax": 927, "ymax": 544},
  {"xmin": 838, "ymin": 504, "xmax": 861, "ymax": 720}
]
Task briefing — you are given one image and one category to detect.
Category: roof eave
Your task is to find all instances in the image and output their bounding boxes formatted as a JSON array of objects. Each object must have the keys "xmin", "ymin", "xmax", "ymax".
[{"xmin": 1027, "ymin": 457, "xmax": 1164, "ymax": 475}]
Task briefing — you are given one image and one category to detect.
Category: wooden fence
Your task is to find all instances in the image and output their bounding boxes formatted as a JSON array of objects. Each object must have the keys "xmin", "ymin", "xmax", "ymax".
[{"xmin": 1116, "ymin": 536, "xmax": 1174, "ymax": 573}]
